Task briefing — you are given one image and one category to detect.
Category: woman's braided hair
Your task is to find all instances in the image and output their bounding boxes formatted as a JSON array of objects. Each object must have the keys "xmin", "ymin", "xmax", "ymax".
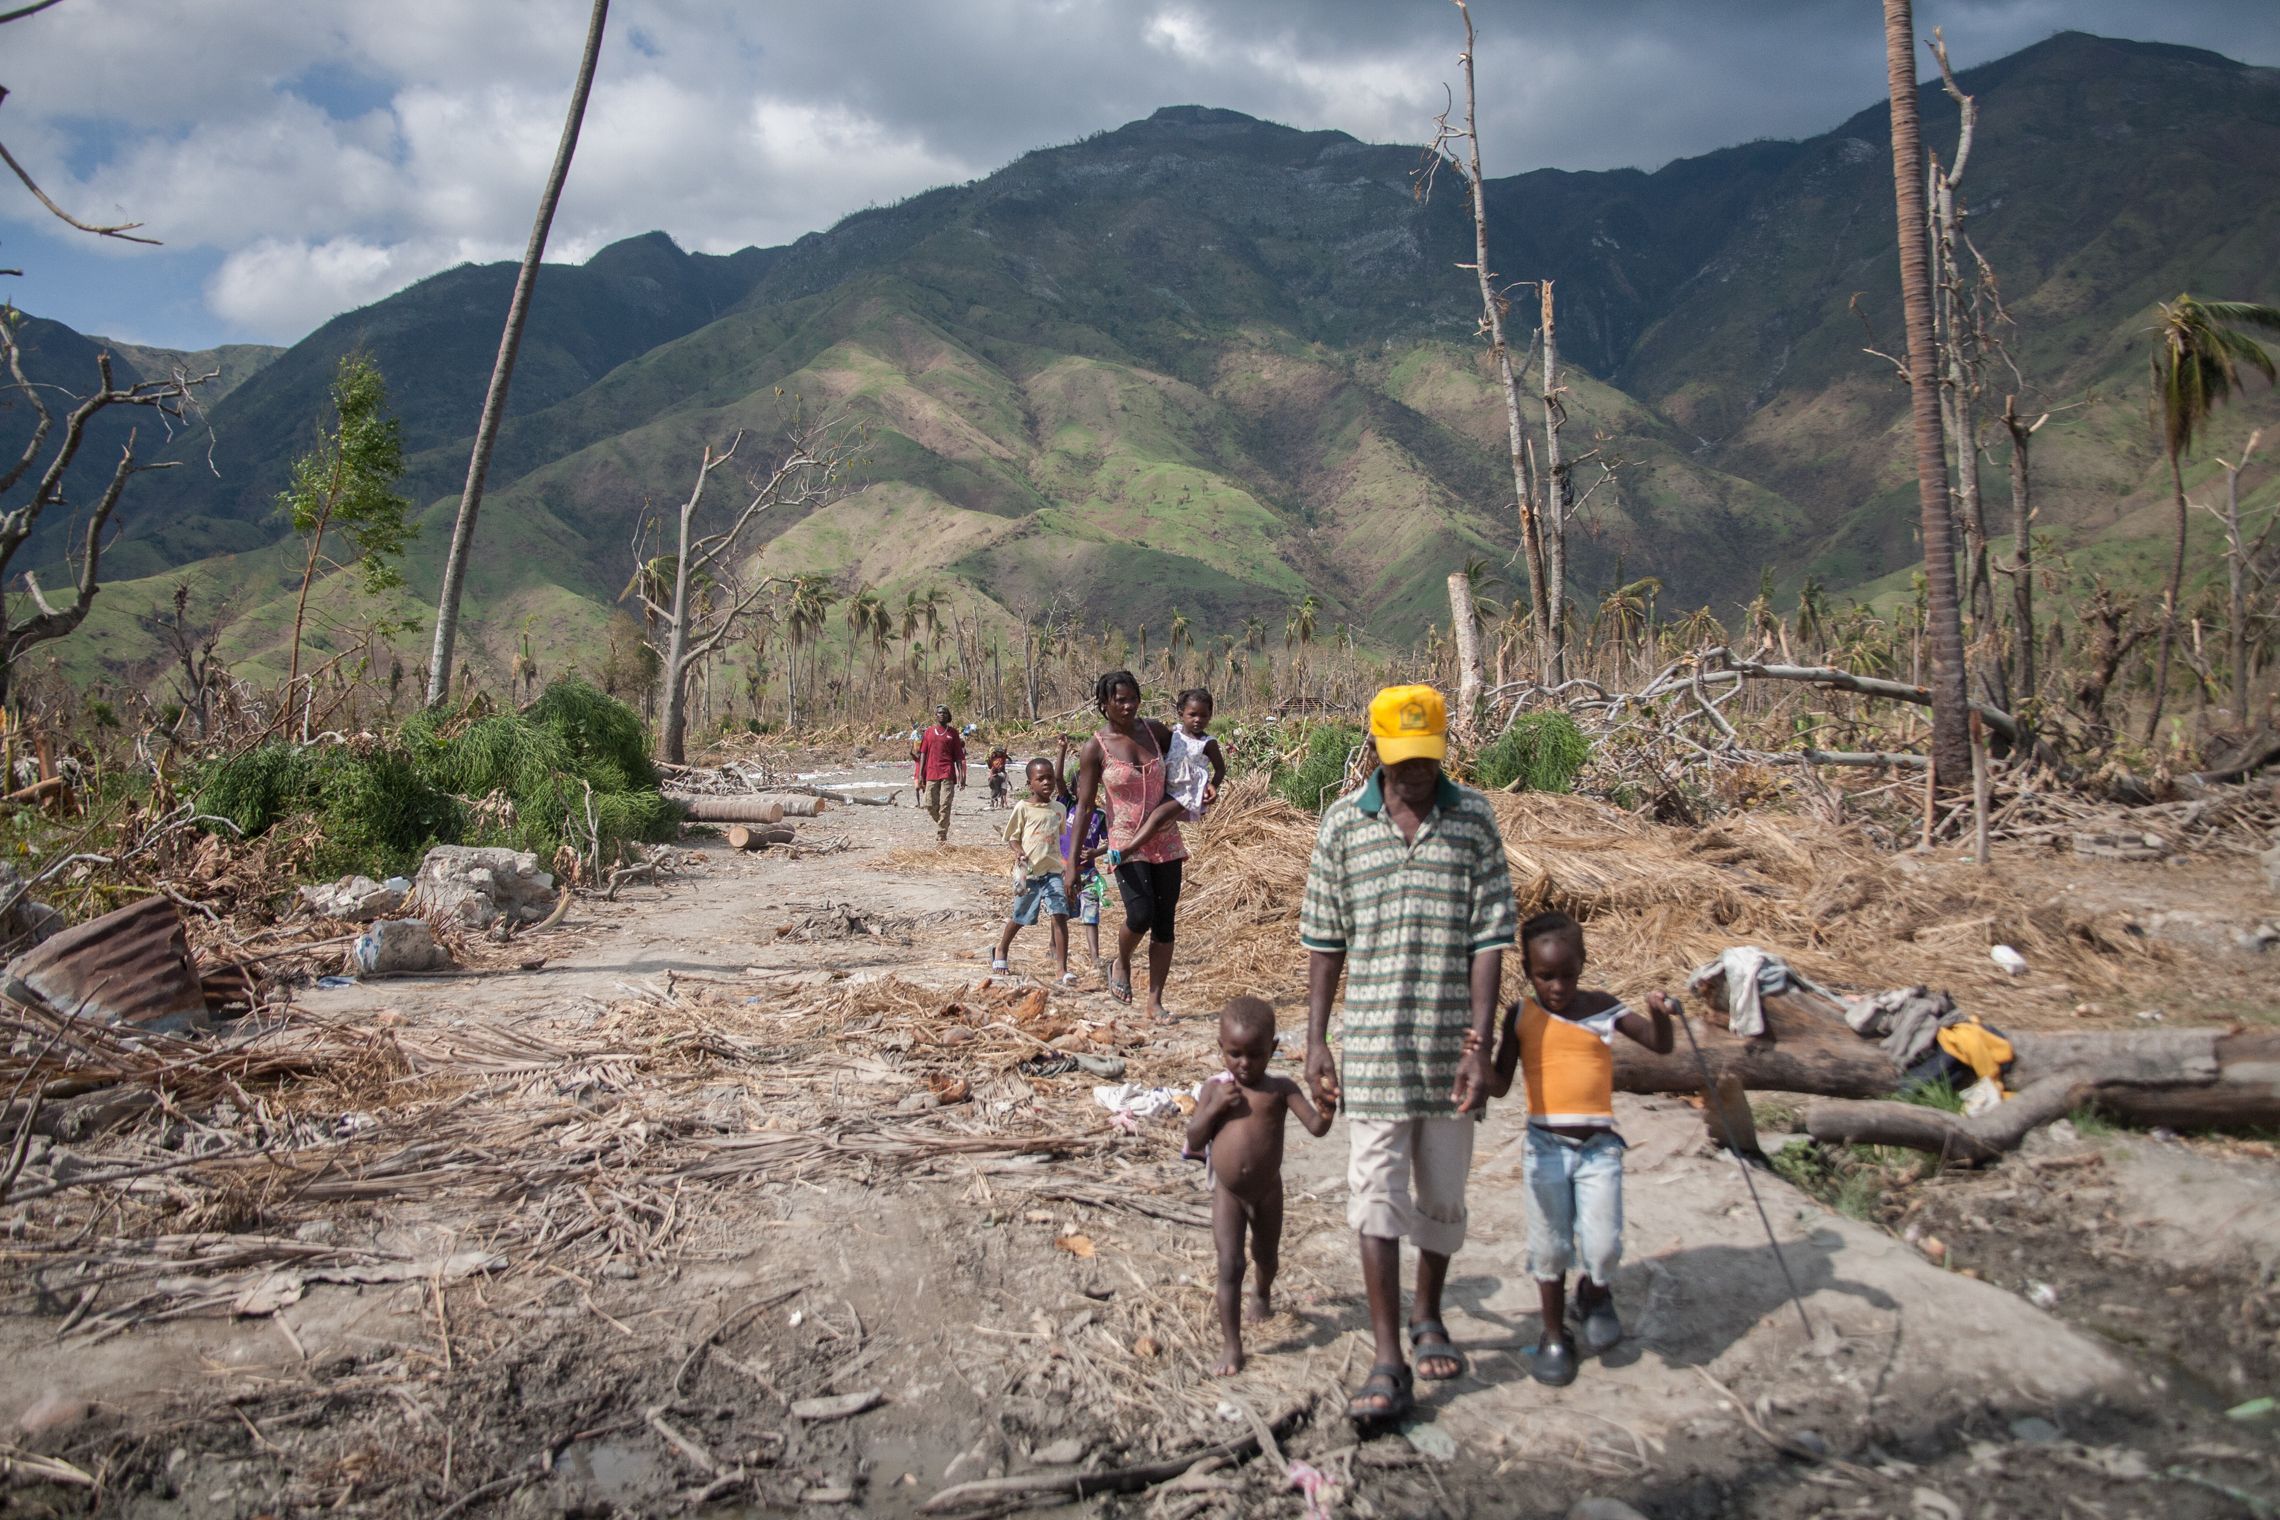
[{"xmin": 1094, "ymin": 669, "xmax": 1141, "ymax": 712}]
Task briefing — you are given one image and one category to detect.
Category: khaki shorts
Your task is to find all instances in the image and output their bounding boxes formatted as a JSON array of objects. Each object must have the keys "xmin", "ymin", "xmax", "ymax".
[{"xmin": 1345, "ymin": 1115, "xmax": 1475, "ymax": 1256}]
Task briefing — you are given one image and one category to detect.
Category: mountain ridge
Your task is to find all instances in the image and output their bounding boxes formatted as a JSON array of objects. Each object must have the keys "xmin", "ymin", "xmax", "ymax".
[{"xmin": 12, "ymin": 29, "xmax": 2278, "ymax": 697}]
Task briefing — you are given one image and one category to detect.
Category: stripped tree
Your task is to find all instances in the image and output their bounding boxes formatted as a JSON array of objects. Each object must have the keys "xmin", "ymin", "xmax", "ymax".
[
  {"xmin": 627, "ymin": 419, "xmax": 856, "ymax": 764},
  {"xmin": 1420, "ymin": 1, "xmax": 1561, "ymax": 682},
  {"xmin": 0, "ymin": 316, "xmax": 208, "ymax": 707}
]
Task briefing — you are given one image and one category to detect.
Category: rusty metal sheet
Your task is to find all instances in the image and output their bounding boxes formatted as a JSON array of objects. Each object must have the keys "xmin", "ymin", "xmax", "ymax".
[{"xmin": 3, "ymin": 895, "xmax": 209, "ymax": 1034}]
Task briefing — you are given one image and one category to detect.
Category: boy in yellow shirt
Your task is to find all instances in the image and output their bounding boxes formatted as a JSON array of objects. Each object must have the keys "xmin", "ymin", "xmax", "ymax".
[
  {"xmin": 1481, "ymin": 911, "xmax": 1677, "ymax": 1387},
  {"xmin": 993, "ymin": 758, "xmax": 1070, "ymax": 982}
]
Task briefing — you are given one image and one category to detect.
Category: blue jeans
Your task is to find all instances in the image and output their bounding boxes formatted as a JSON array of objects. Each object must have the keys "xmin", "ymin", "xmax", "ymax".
[
  {"xmin": 1523, "ymin": 1125, "xmax": 1625, "ymax": 1284},
  {"xmin": 1010, "ymin": 872, "xmax": 1069, "ymax": 926}
]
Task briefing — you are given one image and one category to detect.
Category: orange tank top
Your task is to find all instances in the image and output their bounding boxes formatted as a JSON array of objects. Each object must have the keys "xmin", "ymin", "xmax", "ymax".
[{"xmin": 1518, "ymin": 995, "xmax": 1627, "ymax": 1129}]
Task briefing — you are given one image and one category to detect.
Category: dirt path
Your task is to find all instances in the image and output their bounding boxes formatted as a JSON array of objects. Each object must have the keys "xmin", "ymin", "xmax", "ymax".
[{"xmin": 6, "ymin": 765, "xmax": 2277, "ymax": 1518}]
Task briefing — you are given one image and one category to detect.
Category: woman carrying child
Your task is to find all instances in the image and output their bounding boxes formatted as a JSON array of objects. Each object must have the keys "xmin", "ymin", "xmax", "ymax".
[
  {"xmin": 1477, "ymin": 910, "xmax": 1678, "ymax": 1387},
  {"xmin": 1063, "ymin": 670, "xmax": 1187, "ymax": 1019}
]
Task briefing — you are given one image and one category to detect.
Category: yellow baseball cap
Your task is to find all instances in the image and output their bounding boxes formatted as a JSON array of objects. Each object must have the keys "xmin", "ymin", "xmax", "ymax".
[{"xmin": 1368, "ymin": 684, "xmax": 1447, "ymax": 764}]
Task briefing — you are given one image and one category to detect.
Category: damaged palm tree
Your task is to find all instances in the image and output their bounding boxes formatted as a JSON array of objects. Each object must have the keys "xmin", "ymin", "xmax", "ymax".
[
  {"xmin": 0, "ymin": 315, "xmax": 210, "ymax": 708},
  {"xmin": 628, "ymin": 418, "xmax": 859, "ymax": 765}
]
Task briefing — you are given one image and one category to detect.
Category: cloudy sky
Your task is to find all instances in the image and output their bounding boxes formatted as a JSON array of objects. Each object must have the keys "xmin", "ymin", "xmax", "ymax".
[{"xmin": 8, "ymin": 0, "xmax": 2277, "ymax": 350}]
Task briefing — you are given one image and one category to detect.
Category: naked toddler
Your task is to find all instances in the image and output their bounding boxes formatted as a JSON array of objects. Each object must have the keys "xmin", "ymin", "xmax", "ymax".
[{"xmin": 1184, "ymin": 996, "xmax": 1333, "ymax": 1375}]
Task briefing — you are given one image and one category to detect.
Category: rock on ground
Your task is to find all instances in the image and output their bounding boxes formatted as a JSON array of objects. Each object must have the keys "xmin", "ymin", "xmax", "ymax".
[{"xmin": 412, "ymin": 846, "xmax": 555, "ymax": 928}]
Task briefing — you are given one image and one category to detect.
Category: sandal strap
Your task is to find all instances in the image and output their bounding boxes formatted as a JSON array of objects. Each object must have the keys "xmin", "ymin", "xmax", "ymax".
[{"xmin": 1340, "ymin": 1358, "xmax": 1413, "ymax": 1422}]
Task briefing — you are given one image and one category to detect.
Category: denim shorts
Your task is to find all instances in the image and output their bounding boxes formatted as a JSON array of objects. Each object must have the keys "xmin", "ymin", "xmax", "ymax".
[
  {"xmin": 1523, "ymin": 1125, "xmax": 1625, "ymax": 1283},
  {"xmin": 1010, "ymin": 871, "xmax": 1070, "ymax": 926}
]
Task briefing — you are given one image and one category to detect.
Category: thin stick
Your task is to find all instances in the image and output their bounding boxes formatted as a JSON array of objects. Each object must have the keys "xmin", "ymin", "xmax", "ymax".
[
  {"xmin": 1969, "ymin": 709, "xmax": 1991, "ymax": 868},
  {"xmin": 1674, "ymin": 1011, "xmax": 1814, "ymax": 1340}
]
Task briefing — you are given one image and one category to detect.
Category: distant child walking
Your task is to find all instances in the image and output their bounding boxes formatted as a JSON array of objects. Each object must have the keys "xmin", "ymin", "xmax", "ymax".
[
  {"xmin": 1164, "ymin": 688, "xmax": 1227, "ymax": 823},
  {"xmin": 993, "ymin": 759, "xmax": 1070, "ymax": 981},
  {"xmin": 1478, "ymin": 910, "xmax": 1676, "ymax": 1387},
  {"xmin": 986, "ymin": 744, "xmax": 1012, "ymax": 809},
  {"xmin": 1185, "ymin": 996, "xmax": 1333, "ymax": 1375}
]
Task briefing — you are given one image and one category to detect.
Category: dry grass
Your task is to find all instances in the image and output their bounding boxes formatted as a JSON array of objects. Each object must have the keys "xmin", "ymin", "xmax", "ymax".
[
  {"xmin": 1176, "ymin": 775, "xmax": 2166, "ymax": 1018},
  {"xmin": 887, "ymin": 843, "xmax": 1008, "ymax": 878}
]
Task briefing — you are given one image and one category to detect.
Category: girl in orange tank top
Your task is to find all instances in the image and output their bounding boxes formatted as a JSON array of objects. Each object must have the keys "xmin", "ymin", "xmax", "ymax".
[{"xmin": 1475, "ymin": 912, "xmax": 1679, "ymax": 1389}]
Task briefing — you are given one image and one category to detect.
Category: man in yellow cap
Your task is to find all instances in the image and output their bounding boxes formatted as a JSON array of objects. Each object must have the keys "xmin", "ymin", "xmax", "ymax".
[{"xmin": 1300, "ymin": 683, "xmax": 1516, "ymax": 1424}]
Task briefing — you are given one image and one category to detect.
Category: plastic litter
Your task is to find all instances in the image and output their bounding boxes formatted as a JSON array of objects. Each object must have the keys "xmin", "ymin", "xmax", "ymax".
[
  {"xmin": 1287, "ymin": 1461, "xmax": 1336, "ymax": 1520},
  {"xmin": 1990, "ymin": 945, "xmax": 2029, "ymax": 977},
  {"xmin": 1092, "ymin": 1083, "xmax": 1184, "ymax": 1118},
  {"xmin": 315, "ymin": 975, "xmax": 357, "ymax": 989},
  {"xmin": 347, "ymin": 919, "xmax": 450, "ymax": 977}
]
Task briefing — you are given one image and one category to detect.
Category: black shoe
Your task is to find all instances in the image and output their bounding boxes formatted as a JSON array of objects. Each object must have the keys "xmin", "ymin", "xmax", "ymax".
[
  {"xmin": 1578, "ymin": 1300, "xmax": 1623, "ymax": 1355},
  {"xmin": 1528, "ymin": 1334, "xmax": 1578, "ymax": 1387}
]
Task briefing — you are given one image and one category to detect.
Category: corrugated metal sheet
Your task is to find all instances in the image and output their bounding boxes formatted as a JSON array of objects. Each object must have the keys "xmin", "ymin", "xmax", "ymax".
[{"xmin": 3, "ymin": 895, "xmax": 209, "ymax": 1033}]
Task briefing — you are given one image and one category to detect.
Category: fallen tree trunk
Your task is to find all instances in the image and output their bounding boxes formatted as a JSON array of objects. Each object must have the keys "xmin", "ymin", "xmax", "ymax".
[
  {"xmin": 725, "ymin": 824, "xmax": 795, "ymax": 852},
  {"xmin": 1615, "ymin": 991, "xmax": 2280, "ymax": 1144},
  {"xmin": 1805, "ymin": 1078, "xmax": 2087, "ymax": 1165},
  {"xmin": 670, "ymin": 795, "xmax": 788, "ymax": 824}
]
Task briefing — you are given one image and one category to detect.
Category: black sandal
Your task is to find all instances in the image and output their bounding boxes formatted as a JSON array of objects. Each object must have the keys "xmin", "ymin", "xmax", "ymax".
[
  {"xmin": 1408, "ymin": 1318, "xmax": 1467, "ymax": 1380},
  {"xmin": 1347, "ymin": 1362, "xmax": 1414, "ymax": 1425}
]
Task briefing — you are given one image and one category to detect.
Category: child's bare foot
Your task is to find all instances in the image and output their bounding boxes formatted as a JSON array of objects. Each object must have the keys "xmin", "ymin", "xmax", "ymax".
[
  {"xmin": 1243, "ymin": 1287, "xmax": 1272, "ymax": 1324},
  {"xmin": 1212, "ymin": 1345, "xmax": 1245, "ymax": 1376}
]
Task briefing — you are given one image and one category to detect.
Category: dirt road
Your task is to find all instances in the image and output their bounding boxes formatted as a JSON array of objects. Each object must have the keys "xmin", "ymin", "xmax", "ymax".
[{"xmin": 5, "ymin": 762, "xmax": 2276, "ymax": 1517}]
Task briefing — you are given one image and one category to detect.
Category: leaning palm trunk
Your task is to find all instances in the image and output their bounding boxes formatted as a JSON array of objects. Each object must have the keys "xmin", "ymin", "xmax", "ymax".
[
  {"xmin": 1884, "ymin": 0, "xmax": 1972, "ymax": 787},
  {"xmin": 425, "ymin": 0, "xmax": 610, "ymax": 707},
  {"xmin": 2147, "ymin": 451, "xmax": 2191, "ymax": 737}
]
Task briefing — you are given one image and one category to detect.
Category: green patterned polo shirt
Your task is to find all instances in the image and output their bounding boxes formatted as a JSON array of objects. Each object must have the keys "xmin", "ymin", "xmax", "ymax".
[{"xmin": 1299, "ymin": 771, "xmax": 1517, "ymax": 1121}]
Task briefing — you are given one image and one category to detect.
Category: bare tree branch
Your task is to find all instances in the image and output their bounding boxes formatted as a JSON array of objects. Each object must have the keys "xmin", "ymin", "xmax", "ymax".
[{"xmin": 0, "ymin": 142, "xmax": 158, "ymax": 245}]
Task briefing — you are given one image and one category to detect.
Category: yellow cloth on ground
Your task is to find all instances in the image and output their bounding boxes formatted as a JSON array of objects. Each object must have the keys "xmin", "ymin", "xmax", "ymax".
[{"xmin": 1936, "ymin": 1018, "xmax": 2014, "ymax": 1096}]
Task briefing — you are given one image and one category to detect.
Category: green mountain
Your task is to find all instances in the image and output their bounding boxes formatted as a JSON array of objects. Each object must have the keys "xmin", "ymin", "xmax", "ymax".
[
  {"xmin": 84, "ymin": 339, "xmax": 284, "ymax": 403},
  {"xmin": 17, "ymin": 30, "xmax": 2280, "ymax": 695}
]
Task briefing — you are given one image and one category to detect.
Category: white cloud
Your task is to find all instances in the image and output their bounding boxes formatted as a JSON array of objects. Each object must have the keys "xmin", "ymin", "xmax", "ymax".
[
  {"xmin": 205, "ymin": 233, "xmax": 510, "ymax": 333},
  {"xmin": 3, "ymin": 0, "xmax": 2277, "ymax": 344}
]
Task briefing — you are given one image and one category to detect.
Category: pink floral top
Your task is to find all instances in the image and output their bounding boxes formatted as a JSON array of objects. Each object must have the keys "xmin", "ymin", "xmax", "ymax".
[{"xmin": 1100, "ymin": 724, "xmax": 1186, "ymax": 865}]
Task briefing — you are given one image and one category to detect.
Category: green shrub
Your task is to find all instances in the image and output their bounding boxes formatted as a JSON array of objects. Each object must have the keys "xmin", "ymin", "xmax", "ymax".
[
  {"xmin": 192, "ymin": 678, "xmax": 678, "ymax": 879},
  {"xmin": 1473, "ymin": 712, "xmax": 1590, "ymax": 793},
  {"xmin": 1272, "ymin": 721, "xmax": 1363, "ymax": 813}
]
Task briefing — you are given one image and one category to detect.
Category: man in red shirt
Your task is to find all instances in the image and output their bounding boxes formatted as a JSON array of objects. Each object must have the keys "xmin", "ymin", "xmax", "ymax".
[{"xmin": 911, "ymin": 705, "xmax": 967, "ymax": 843}]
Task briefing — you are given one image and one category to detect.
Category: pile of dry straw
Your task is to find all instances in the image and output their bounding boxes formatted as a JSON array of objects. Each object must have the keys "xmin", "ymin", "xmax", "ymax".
[{"xmin": 1177, "ymin": 776, "xmax": 2161, "ymax": 1018}]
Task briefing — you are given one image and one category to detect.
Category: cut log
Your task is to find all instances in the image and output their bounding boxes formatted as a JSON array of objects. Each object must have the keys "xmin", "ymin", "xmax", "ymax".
[
  {"xmin": 725, "ymin": 824, "xmax": 795, "ymax": 852},
  {"xmin": 1704, "ymin": 1071, "xmax": 1763, "ymax": 1155},
  {"xmin": 799, "ymin": 785, "xmax": 893, "ymax": 807},
  {"xmin": 671, "ymin": 796, "xmax": 787, "ymax": 824}
]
